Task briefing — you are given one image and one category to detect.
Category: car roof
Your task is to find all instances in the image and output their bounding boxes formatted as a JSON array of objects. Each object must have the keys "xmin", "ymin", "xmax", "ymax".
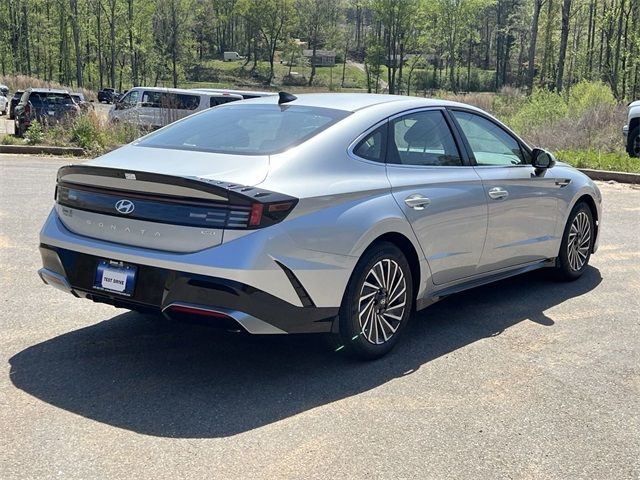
[
  {"xmin": 192, "ymin": 88, "xmax": 276, "ymax": 97},
  {"xmin": 241, "ymin": 92, "xmax": 474, "ymax": 112},
  {"xmin": 128, "ymin": 86, "xmax": 240, "ymax": 98},
  {"xmin": 27, "ymin": 88, "xmax": 70, "ymax": 94}
]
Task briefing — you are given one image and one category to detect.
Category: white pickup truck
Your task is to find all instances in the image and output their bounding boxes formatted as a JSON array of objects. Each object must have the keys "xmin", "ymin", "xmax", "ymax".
[{"xmin": 624, "ymin": 100, "xmax": 640, "ymax": 157}]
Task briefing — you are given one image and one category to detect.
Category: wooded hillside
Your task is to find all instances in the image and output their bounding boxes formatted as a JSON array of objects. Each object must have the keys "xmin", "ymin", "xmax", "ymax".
[{"xmin": 0, "ymin": 0, "xmax": 637, "ymax": 99}]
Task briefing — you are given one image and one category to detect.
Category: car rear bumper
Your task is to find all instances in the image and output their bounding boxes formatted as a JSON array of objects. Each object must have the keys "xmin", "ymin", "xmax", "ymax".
[
  {"xmin": 623, "ymin": 124, "xmax": 629, "ymax": 137},
  {"xmin": 39, "ymin": 244, "xmax": 338, "ymax": 334}
]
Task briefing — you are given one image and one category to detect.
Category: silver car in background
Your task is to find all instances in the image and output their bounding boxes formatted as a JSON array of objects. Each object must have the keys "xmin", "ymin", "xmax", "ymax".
[{"xmin": 39, "ymin": 93, "xmax": 602, "ymax": 359}]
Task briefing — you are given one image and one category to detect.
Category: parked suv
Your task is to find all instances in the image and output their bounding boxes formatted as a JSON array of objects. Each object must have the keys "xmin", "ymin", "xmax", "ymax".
[
  {"xmin": 9, "ymin": 90, "xmax": 24, "ymax": 119},
  {"xmin": 624, "ymin": 100, "xmax": 640, "ymax": 157},
  {"xmin": 14, "ymin": 88, "xmax": 80, "ymax": 137},
  {"xmin": 98, "ymin": 88, "xmax": 119, "ymax": 103}
]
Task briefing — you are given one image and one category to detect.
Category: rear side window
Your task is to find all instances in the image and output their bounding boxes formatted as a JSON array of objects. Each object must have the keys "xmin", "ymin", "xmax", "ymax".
[
  {"xmin": 389, "ymin": 110, "xmax": 462, "ymax": 166},
  {"xmin": 353, "ymin": 126, "xmax": 386, "ymax": 162},
  {"xmin": 141, "ymin": 92, "xmax": 199, "ymax": 110},
  {"xmin": 138, "ymin": 104, "xmax": 350, "ymax": 155},
  {"xmin": 210, "ymin": 96, "xmax": 240, "ymax": 107}
]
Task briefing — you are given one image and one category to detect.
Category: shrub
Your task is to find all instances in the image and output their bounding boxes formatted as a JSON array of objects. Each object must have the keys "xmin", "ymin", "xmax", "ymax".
[
  {"xmin": 70, "ymin": 113, "xmax": 103, "ymax": 152},
  {"xmin": 508, "ymin": 88, "xmax": 568, "ymax": 135},
  {"xmin": 43, "ymin": 124, "xmax": 69, "ymax": 146},
  {"xmin": 491, "ymin": 86, "xmax": 526, "ymax": 119},
  {"xmin": 568, "ymin": 81, "xmax": 616, "ymax": 117},
  {"xmin": 24, "ymin": 120, "xmax": 44, "ymax": 145}
]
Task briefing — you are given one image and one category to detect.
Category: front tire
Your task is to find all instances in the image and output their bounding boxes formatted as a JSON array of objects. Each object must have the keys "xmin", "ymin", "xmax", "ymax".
[
  {"xmin": 627, "ymin": 126, "xmax": 640, "ymax": 158},
  {"xmin": 334, "ymin": 242, "xmax": 413, "ymax": 360},
  {"xmin": 555, "ymin": 202, "xmax": 594, "ymax": 281}
]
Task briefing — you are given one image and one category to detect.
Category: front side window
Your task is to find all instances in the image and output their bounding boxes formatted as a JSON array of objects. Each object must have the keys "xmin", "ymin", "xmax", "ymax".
[
  {"xmin": 137, "ymin": 104, "xmax": 350, "ymax": 155},
  {"xmin": 452, "ymin": 110, "xmax": 526, "ymax": 166},
  {"xmin": 120, "ymin": 90, "xmax": 140, "ymax": 109},
  {"xmin": 389, "ymin": 110, "xmax": 462, "ymax": 166}
]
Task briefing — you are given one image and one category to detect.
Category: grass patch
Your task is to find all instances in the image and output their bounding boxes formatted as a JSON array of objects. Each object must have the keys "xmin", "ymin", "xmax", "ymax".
[
  {"xmin": 556, "ymin": 149, "xmax": 640, "ymax": 173},
  {"xmin": 1, "ymin": 134, "xmax": 24, "ymax": 145}
]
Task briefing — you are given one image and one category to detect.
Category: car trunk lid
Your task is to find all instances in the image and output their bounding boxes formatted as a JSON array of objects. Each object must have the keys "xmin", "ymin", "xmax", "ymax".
[{"xmin": 54, "ymin": 159, "xmax": 296, "ymax": 253}]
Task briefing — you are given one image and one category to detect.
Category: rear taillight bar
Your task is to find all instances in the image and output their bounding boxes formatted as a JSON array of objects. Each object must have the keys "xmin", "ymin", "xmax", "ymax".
[{"xmin": 55, "ymin": 165, "xmax": 298, "ymax": 230}]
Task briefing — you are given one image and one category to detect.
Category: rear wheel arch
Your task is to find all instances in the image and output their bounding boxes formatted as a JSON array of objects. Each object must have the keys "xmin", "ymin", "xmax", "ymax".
[{"xmin": 360, "ymin": 232, "xmax": 422, "ymax": 308}]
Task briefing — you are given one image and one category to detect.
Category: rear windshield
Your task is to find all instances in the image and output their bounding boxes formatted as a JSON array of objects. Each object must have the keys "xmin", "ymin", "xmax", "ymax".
[
  {"xmin": 29, "ymin": 92, "xmax": 74, "ymax": 105},
  {"xmin": 137, "ymin": 104, "xmax": 350, "ymax": 155}
]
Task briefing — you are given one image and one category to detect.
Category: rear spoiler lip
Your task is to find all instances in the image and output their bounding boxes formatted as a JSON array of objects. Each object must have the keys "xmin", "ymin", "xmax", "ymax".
[{"xmin": 57, "ymin": 164, "xmax": 296, "ymax": 206}]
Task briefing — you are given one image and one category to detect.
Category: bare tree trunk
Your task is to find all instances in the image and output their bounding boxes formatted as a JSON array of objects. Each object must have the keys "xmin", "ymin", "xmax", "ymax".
[
  {"xmin": 96, "ymin": 0, "xmax": 104, "ymax": 88},
  {"xmin": 540, "ymin": 0, "xmax": 554, "ymax": 87},
  {"xmin": 527, "ymin": 0, "xmax": 544, "ymax": 93},
  {"xmin": 70, "ymin": 0, "xmax": 83, "ymax": 87},
  {"xmin": 128, "ymin": 0, "xmax": 137, "ymax": 86},
  {"xmin": 556, "ymin": 0, "xmax": 572, "ymax": 92}
]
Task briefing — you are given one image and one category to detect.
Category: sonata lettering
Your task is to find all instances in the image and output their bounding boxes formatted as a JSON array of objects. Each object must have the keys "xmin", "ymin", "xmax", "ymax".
[{"xmin": 83, "ymin": 219, "xmax": 161, "ymax": 238}]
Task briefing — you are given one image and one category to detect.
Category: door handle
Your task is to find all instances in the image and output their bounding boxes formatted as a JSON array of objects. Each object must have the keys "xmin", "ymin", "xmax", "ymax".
[
  {"xmin": 404, "ymin": 194, "xmax": 431, "ymax": 210},
  {"xmin": 555, "ymin": 179, "xmax": 571, "ymax": 187},
  {"xmin": 488, "ymin": 187, "xmax": 509, "ymax": 200}
]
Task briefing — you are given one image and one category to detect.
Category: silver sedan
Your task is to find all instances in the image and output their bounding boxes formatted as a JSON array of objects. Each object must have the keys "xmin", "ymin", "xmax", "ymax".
[{"xmin": 39, "ymin": 93, "xmax": 602, "ymax": 359}]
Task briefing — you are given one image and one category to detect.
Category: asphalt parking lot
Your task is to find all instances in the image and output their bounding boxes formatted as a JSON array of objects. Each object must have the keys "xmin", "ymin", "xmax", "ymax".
[{"xmin": 1, "ymin": 155, "xmax": 639, "ymax": 479}]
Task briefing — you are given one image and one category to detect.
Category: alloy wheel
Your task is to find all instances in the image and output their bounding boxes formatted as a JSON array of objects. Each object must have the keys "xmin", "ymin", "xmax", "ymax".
[
  {"xmin": 567, "ymin": 211, "xmax": 591, "ymax": 271},
  {"xmin": 358, "ymin": 259, "xmax": 407, "ymax": 345}
]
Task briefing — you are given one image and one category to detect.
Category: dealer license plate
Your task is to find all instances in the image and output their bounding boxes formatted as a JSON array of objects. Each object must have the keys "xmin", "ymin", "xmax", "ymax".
[{"xmin": 93, "ymin": 259, "xmax": 137, "ymax": 296}]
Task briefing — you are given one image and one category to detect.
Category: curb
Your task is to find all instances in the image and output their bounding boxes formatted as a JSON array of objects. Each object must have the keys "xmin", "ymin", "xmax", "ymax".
[
  {"xmin": 0, "ymin": 145, "xmax": 85, "ymax": 157},
  {"xmin": 578, "ymin": 168, "xmax": 640, "ymax": 184}
]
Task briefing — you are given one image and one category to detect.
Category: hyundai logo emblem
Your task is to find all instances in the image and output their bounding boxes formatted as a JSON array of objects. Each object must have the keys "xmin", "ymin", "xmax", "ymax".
[{"xmin": 115, "ymin": 199, "xmax": 135, "ymax": 215}]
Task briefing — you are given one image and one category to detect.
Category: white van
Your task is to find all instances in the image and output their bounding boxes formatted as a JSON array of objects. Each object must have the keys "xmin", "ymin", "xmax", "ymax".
[
  {"xmin": 223, "ymin": 52, "xmax": 244, "ymax": 61},
  {"xmin": 108, "ymin": 87, "xmax": 242, "ymax": 129}
]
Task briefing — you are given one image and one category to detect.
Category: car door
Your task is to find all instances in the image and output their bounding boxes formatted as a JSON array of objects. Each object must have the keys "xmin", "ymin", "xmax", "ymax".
[
  {"xmin": 384, "ymin": 108, "xmax": 488, "ymax": 286},
  {"xmin": 450, "ymin": 109, "xmax": 562, "ymax": 273}
]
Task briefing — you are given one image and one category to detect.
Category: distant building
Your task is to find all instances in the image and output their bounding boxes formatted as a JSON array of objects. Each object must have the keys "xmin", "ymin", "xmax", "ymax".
[{"xmin": 303, "ymin": 49, "xmax": 336, "ymax": 67}]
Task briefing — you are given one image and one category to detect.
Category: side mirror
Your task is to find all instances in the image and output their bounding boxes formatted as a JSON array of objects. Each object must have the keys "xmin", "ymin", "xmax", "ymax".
[{"xmin": 531, "ymin": 148, "xmax": 556, "ymax": 170}]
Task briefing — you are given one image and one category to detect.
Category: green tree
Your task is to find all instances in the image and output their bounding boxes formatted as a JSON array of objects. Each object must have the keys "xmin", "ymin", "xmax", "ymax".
[{"xmin": 236, "ymin": 0, "xmax": 296, "ymax": 83}]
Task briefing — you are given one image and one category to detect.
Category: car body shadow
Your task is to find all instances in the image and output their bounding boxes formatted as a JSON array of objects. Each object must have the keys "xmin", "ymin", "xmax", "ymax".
[{"xmin": 10, "ymin": 267, "xmax": 601, "ymax": 438}]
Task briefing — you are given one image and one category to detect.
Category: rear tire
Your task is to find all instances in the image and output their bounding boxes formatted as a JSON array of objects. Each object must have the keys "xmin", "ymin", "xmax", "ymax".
[
  {"xmin": 332, "ymin": 242, "xmax": 413, "ymax": 360},
  {"xmin": 554, "ymin": 202, "xmax": 594, "ymax": 281},
  {"xmin": 627, "ymin": 126, "xmax": 640, "ymax": 158}
]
